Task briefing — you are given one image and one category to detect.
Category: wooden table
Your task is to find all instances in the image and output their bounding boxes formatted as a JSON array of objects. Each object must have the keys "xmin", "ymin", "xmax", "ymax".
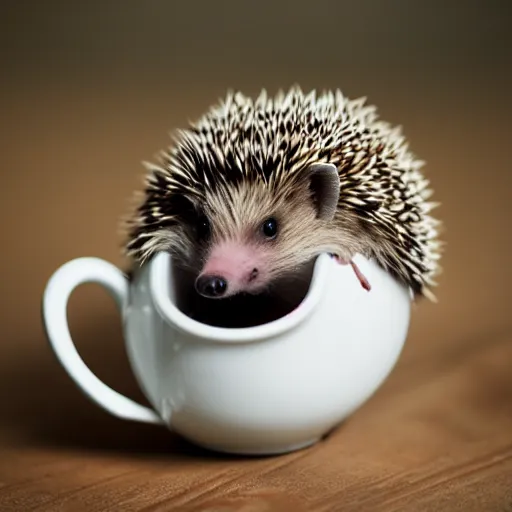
[
  {"xmin": 1, "ymin": 2, "xmax": 511, "ymax": 510},
  {"xmin": 2, "ymin": 321, "xmax": 512, "ymax": 511}
]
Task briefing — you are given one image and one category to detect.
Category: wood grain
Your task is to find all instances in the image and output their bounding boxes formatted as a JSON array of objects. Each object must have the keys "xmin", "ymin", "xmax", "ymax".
[
  {"xmin": 1, "ymin": 1, "xmax": 512, "ymax": 510},
  {"xmin": 1, "ymin": 326, "xmax": 511, "ymax": 511}
]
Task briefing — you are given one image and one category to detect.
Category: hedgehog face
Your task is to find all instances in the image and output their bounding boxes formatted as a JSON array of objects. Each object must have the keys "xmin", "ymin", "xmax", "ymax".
[{"xmin": 192, "ymin": 163, "xmax": 341, "ymax": 299}]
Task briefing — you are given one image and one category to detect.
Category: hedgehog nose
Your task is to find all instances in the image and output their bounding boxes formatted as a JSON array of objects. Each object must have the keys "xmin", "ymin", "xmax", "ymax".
[{"xmin": 195, "ymin": 274, "xmax": 228, "ymax": 298}]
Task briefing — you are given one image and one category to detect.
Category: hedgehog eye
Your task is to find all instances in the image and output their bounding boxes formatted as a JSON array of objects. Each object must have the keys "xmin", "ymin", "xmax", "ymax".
[
  {"xmin": 196, "ymin": 214, "xmax": 210, "ymax": 240},
  {"xmin": 262, "ymin": 217, "xmax": 278, "ymax": 239}
]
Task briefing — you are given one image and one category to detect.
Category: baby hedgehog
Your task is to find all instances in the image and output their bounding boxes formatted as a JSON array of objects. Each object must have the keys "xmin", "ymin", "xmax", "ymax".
[{"xmin": 123, "ymin": 86, "xmax": 442, "ymax": 306}]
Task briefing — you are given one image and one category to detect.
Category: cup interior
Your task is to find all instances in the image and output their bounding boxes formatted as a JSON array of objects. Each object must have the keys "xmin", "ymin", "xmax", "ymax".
[
  {"xmin": 168, "ymin": 256, "xmax": 318, "ymax": 329},
  {"xmin": 147, "ymin": 251, "xmax": 335, "ymax": 342}
]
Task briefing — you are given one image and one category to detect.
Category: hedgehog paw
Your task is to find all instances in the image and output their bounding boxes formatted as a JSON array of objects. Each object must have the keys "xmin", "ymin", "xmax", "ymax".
[
  {"xmin": 330, "ymin": 254, "xmax": 371, "ymax": 291},
  {"xmin": 350, "ymin": 260, "xmax": 371, "ymax": 292},
  {"xmin": 329, "ymin": 253, "xmax": 347, "ymax": 264}
]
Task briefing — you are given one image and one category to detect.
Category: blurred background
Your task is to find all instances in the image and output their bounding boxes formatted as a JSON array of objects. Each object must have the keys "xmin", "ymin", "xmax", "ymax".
[{"xmin": 0, "ymin": 0, "xmax": 511, "ymax": 456}]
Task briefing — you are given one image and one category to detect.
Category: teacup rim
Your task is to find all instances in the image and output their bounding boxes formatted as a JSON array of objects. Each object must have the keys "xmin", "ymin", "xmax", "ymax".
[{"xmin": 148, "ymin": 251, "xmax": 334, "ymax": 343}]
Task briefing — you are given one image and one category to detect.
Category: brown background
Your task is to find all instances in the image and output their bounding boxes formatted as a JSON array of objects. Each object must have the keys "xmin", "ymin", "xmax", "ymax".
[{"xmin": 1, "ymin": 1, "xmax": 511, "ymax": 511}]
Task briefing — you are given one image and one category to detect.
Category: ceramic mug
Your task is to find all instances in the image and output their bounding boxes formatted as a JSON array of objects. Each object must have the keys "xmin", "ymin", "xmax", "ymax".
[{"xmin": 41, "ymin": 252, "xmax": 411, "ymax": 455}]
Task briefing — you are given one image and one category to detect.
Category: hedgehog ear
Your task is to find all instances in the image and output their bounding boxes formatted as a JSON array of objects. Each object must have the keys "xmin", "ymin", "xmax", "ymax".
[{"xmin": 305, "ymin": 163, "xmax": 340, "ymax": 221}]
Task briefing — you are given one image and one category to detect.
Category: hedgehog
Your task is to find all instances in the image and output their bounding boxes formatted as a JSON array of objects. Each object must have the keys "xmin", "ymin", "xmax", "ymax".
[{"xmin": 122, "ymin": 86, "xmax": 442, "ymax": 321}]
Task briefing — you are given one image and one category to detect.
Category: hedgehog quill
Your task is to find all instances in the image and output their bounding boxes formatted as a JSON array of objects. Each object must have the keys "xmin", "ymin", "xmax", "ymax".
[{"xmin": 122, "ymin": 87, "xmax": 442, "ymax": 324}]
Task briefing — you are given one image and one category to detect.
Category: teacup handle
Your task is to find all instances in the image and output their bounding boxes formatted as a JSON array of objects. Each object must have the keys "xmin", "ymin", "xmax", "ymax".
[{"xmin": 42, "ymin": 257, "xmax": 163, "ymax": 425}]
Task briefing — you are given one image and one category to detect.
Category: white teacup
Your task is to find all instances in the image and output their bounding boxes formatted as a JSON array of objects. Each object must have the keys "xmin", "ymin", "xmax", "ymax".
[{"xmin": 42, "ymin": 252, "xmax": 411, "ymax": 456}]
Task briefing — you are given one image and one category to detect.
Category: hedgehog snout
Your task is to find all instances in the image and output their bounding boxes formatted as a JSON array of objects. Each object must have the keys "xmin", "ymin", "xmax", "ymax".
[
  {"xmin": 194, "ymin": 267, "xmax": 261, "ymax": 299},
  {"xmin": 195, "ymin": 274, "xmax": 228, "ymax": 298},
  {"xmin": 195, "ymin": 241, "xmax": 268, "ymax": 298}
]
